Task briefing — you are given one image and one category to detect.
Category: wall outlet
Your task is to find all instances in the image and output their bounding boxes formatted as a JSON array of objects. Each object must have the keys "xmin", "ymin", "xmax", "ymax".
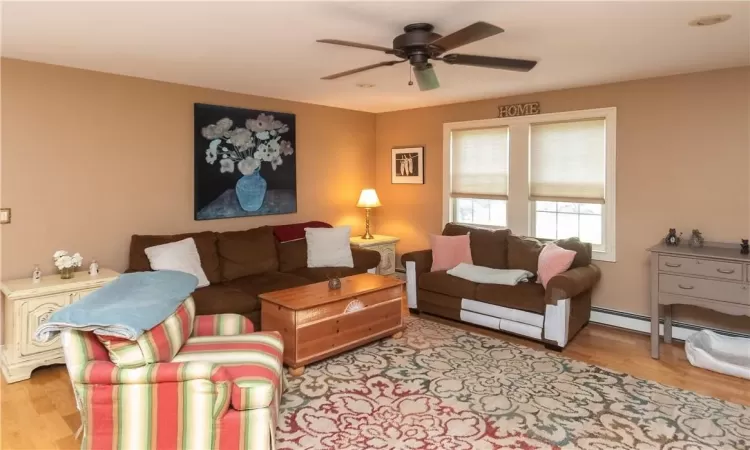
[{"xmin": 0, "ymin": 208, "xmax": 11, "ymax": 224}]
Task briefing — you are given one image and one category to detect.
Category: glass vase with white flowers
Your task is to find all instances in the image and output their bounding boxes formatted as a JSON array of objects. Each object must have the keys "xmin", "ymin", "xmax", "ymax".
[
  {"xmin": 53, "ymin": 251, "xmax": 83, "ymax": 279},
  {"xmin": 202, "ymin": 113, "xmax": 295, "ymax": 212}
]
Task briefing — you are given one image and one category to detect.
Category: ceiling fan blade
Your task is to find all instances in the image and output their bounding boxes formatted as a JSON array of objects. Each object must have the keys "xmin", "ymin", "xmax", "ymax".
[
  {"xmin": 317, "ymin": 39, "xmax": 394, "ymax": 53},
  {"xmin": 413, "ymin": 65, "xmax": 440, "ymax": 91},
  {"xmin": 321, "ymin": 60, "xmax": 405, "ymax": 80},
  {"xmin": 442, "ymin": 54, "xmax": 537, "ymax": 72},
  {"xmin": 430, "ymin": 22, "xmax": 504, "ymax": 52}
]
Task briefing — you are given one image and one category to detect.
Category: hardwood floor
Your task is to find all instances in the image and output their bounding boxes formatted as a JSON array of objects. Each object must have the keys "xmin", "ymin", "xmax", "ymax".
[{"xmin": 1, "ymin": 318, "xmax": 748, "ymax": 450}]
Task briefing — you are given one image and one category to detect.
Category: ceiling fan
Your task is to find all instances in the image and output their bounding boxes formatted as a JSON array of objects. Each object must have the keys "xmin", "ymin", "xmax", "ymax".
[{"xmin": 317, "ymin": 21, "xmax": 537, "ymax": 91}]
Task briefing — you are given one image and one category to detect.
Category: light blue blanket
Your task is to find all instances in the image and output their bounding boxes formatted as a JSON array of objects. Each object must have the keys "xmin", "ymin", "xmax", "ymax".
[{"xmin": 34, "ymin": 271, "xmax": 198, "ymax": 342}]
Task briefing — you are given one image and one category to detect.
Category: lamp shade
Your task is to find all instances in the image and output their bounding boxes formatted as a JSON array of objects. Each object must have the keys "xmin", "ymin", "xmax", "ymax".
[{"xmin": 356, "ymin": 189, "xmax": 382, "ymax": 208}]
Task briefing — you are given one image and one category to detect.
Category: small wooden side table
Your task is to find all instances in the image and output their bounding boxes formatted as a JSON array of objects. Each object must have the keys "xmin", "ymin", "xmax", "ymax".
[
  {"xmin": 1, "ymin": 268, "xmax": 118, "ymax": 382},
  {"xmin": 350, "ymin": 235, "xmax": 399, "ymax": 276}
]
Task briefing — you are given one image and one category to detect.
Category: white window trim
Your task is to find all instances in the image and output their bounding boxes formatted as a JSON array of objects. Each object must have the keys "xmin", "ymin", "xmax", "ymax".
[{"xmin": 443, "ymin": 107, "xmax": 617, "ymax": 262}]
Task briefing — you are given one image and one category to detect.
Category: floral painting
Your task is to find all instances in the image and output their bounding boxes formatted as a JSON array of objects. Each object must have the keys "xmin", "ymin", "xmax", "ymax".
[{"xmin": 194, "ymin": 103, "xmax": 297, "ymax": 220}]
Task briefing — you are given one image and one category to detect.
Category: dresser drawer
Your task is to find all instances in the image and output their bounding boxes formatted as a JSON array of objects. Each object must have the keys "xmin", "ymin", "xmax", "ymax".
[
  {"xmin": 659, "ymin": 274, "xmax": 749, "ymax": 305},
  {"xmin": 658, "ymin": 255, "xmax": 743, "ymax": 281}
]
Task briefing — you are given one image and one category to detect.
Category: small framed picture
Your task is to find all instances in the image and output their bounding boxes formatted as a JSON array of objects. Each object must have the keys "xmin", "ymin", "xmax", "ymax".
[{"xmin": 391, "ymin": 146, "xmax": 424, "ymax": 184}]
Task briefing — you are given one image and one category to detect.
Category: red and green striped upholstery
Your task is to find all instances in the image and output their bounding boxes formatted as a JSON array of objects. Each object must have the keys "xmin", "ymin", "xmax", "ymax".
[
  {"xmin": 61, "ymin": 312, "xmax": 283, "ymax": 450},
  {"xmin": 192, "ymin": 313, "xmax": 254, "ymax": 337},
  {"xmin": 95, "ymin": 297, "xmax": 196, "ymax": 367}
]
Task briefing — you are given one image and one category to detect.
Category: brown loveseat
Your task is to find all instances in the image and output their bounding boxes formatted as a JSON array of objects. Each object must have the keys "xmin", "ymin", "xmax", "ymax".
[
  {"xmin": 401, "ymin": 223, "xmax": 600, "ymax": 350},
  {"xmin": 127, "ymin": 222, "xmax": 380, "ymax": 329}
]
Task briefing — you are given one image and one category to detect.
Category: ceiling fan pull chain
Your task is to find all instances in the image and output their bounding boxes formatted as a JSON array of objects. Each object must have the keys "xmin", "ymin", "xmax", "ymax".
[{"xmin": 408, "ymin": 66, "xmax": 414, "ymax": 86}]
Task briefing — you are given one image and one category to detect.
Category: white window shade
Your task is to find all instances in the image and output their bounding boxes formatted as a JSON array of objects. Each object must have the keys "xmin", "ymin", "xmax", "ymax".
[
  {"xmin": 530, "ymin": 119, "xmax": 606, "ymax": 203},
  {"xmin": 451, "ymin": 127, "xmax": 509, "ymax": 199}
]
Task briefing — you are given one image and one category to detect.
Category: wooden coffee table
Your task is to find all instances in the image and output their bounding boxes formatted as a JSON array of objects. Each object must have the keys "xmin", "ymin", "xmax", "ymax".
[{"xmin": 259, "ymin": 273, "xmax": 405, "ymax": 376}]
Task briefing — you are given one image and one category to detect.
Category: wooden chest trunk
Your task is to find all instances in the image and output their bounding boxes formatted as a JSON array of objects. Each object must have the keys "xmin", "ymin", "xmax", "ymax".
[{"xmin": 260, "ymin": 274, "xmax": 405, "ymax": 375}]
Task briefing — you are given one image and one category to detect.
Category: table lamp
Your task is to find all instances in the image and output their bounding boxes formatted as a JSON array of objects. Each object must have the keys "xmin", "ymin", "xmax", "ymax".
[{"xmin": 356, "ymin": 188, "xmax": 381, "ymax": 239}]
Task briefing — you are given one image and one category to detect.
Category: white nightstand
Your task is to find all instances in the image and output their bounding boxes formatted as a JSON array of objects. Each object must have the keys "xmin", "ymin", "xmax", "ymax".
[
  {"xmin": 350, "ymin": 235, "xmax": 400, "ymax": 276},
  {"xmin": 1, "ymin": 268, "xmax": 118, "ymax": 383}
]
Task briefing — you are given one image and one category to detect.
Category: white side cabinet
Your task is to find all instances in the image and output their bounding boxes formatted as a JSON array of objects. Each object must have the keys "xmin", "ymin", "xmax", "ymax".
[
  {"xmin": 1, "ymin": 269, "xmax": 118, "ymax": 383},
  {"xmin": 350, "ymin": 235, "xmax": 400, "ymax": 276}
]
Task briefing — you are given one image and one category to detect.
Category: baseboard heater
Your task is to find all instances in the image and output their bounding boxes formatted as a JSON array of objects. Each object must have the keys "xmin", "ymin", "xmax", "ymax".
[{"xmin": 590, "ymin": 307, "xmax": 750, "ymax": 341}]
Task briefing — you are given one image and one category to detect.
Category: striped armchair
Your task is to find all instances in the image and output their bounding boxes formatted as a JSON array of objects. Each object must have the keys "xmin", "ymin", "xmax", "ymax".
[{"xmin": 61, "ymin": 297, "xmax": 284, "ymax": 450}]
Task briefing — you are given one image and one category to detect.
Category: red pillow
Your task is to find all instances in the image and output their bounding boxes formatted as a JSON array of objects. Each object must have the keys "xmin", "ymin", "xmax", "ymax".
[
  {"xmin": 273, "ymin": 221, "xmax": 331, "ymax": 242},
  {"xmin": 430, "ymin": 234, "xmax": 473, "ymax": 271}
]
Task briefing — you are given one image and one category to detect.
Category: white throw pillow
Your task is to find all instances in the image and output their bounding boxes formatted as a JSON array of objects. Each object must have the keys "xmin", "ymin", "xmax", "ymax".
[
  {"xmin": 306, "ymin": 226, "xmax": 354, "ymax": 268},
  {"xmin": 144, "ymin": 238, "xmax": 210, "ymax": 288}
]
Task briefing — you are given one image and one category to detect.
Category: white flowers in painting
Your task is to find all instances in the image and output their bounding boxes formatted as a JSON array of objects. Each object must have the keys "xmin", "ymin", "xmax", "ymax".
[
  {"xmin": 53, "ymin": 250, "xmax": 83, "ymax": 270},
  {"xmin": 201, "ymin": 113, "xmax": 294, "ymax": 176}
]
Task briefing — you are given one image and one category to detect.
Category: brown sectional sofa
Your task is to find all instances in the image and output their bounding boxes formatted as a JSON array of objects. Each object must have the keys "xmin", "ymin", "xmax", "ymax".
[
  {"xmin": 402, "ymin": 223, "xmax": 601, "ymax": 350},
  {"xmin": 127, "ymin": 223, "xmax": 381, "ymax": 329}
]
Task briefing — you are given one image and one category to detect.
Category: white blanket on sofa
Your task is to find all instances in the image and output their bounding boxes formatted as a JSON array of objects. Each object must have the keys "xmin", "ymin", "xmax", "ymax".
[{"xmin": 447, "ymin": 263, "xmax": 534, "ymax": 285}]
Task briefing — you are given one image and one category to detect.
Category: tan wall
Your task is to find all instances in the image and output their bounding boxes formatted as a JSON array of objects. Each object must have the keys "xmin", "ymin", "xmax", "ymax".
[
  {"xmin": 0, "ymin": 59, "xmax": 376, "ymax": 280},
  {"xmin": 375, "ymin": 67, "xmax": 750, "ymax": 332}
]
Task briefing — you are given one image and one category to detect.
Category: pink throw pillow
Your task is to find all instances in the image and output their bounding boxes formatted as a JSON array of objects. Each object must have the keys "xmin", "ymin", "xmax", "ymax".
[
  {"xmin": 537, "ymin": 242, "xmax": 576, "ymax": 288},
  {"xmin": 430, "ymin": 234, "xmax": 473, "ymax": 272}
]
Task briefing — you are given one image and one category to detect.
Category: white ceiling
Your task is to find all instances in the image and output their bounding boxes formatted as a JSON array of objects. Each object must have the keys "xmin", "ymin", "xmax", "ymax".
[{"xmin": 2, "ymin": 1, "xmax": 749, "ymax": 113}]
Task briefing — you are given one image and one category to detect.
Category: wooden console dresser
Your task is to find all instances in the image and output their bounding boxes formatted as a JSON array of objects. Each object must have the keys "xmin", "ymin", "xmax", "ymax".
[
  {"xmin": 260, "ymin": 273, "xmax": 405, "ymax": 376},
  {"xmin": 649, "ymin": 242, "xmax": 749, "ymax": 359},
  {"xmin": 1, "ymin": 269, "xmax": 118, "ymax": 382}
]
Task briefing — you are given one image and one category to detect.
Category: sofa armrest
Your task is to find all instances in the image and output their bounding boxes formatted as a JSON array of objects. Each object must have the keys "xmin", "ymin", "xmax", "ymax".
[
  {"xmin": 352, "ymin": 247, "xmax": 381, "ymax": 270},
  {"xmin": 73, "ymin": 360, "xmax": 228, "ymax": 385},
  {"xmin": 192, "ymin": 314, "xmax": 255, "ymax": 337},
  {"xmin": 401, "ymin": 250, "xmax": 433, "ymax": 277},
  {"xmin": 544, "ymin": 264, "xmax": 601, "ymax": 304}
]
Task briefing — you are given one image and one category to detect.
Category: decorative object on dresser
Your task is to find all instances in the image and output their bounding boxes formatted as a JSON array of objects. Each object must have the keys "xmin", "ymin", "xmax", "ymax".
[
  {"xmin": 260, "ymin": 273, "xmax": 404, "ymax": 376},
  {"xmin": 649, "ymin": 241, "xmax": 750, "ymax": 359},
  {"xmin": 664, "ymin": 228, "xmax": 681, "ymax": 246},
  {"xmin": 1, "ymin": 268, "xmax": 118, "ymax": 382},
  {"xmin": 741, "ymin": 239, "xmax": 749, "ymax": 255},
  {"xmin": 687, "ymin": 229, "xmax": 704, "ymax": 248},
  {"xmin": 52, "ymin": 250, "xmax": 83, "ymax": 279},
  {"xmin": 356, "ymin": 188, "xmax": 382, "ymax": 239},
  {"xmin": 31, "ymin": 265, "xmax": 42, "ymax": 283},
  {"xmin": 391, "ymin": 146, "xmax": 424, "ymax": 184},
  {"xmin": 194, "ymin": 103, "xmax": 297, "ymax": 220},
  {"xmin": 350, "ymin": 234, "xmax": 400, "ymax": 275}
]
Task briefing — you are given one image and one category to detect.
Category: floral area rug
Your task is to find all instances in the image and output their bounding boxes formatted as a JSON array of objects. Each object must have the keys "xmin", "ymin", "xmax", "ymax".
[{"xmin": 278, "ymin": 317, "xmax": 750, "ymax": 450}]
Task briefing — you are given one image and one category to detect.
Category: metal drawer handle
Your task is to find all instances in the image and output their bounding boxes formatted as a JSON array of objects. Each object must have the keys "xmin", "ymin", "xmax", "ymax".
[
  {"xmin": 677, "ymin": 284, "xmax": 694, "ymax": 290},
  {"xmin": 716, "ymin": 268, "xmax": 735, "ymax": 274},
  {"xmin": 664, "ymin": 262, "xmax": 682, "ymax": 268}
]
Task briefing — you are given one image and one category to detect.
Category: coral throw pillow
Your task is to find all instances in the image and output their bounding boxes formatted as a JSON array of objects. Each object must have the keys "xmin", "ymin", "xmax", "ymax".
[
  {"xmin": 537, "ymin": 242, "xmax": 577, "ymax": 288},
  {"xmin": 430, "ymin": 234, "xmax": 473, "ymax": 272}
]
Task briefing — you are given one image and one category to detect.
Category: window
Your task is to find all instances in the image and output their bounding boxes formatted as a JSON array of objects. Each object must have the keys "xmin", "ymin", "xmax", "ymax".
[
  {"xmin": 448, "ymin": 127, "xmax": 509, "ymax": 227},
  {"xmin": 443, "ymin": 108, "xmax": 616, "ymax": 261}
]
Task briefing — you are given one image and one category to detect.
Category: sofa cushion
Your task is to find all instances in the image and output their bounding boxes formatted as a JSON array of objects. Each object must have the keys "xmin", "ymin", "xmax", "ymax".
[
  {"xmin": 554, "ymin": 237, "xmax": 592, "ymax": 268},
  {"xmin": 218, "ymin": 226, "xmax": 278, "ymax": 281},
  {"xmin": 129, "ymin": 232, "xmax": 220, "ymax": 284},
  {"xmin": 173, "ymin": 331, "xmax": 284, "ymax": 411},
  {"xmin": 277, "ymin": 239, "xmax": 308, "ymax": 272},
  {"xmin": 274, "ymin": 221, "xmax": 331, "ymax": 242},
  {"xmin": 507, "ymin": 235, "xmax": 544, "ymax": 273},
  {"xmin": 443, "ymin": 223, "xmax": 510, "ymax": 269},
  {"xmin": 474, "ymin": 282, "xmax": 546, "ymax": 315},
  {"xmin": 291, "ymin": 266, "xmax": 362, "ymax": 283},
  {"xmin": 225, "ymin": 271, "xmax": 311, "ymax": 297},
  {"xmin": 191, "ymin": 285, "xmax": 258, "ymax": 316},
  {"xmin": 419, "ymin": 270, "xmax": 478, "ymax": 300}
]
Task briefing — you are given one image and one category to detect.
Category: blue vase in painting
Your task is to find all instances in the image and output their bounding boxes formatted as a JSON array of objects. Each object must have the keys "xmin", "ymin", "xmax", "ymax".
[{"xmin": 235, "ymin": 170, "xmax": 267, "ymax": 212}]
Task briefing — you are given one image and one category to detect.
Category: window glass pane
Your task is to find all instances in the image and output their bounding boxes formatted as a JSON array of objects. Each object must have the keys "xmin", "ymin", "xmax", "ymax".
[
  {"xmin": 557, "ymin": 213, "xmax": 579, "ymax": 239},
  {"xmin": 536, "ymin": 201, "xmax": 556, "ymax": 212},
  {"xmin": 557, "ymin": 202, "xmax": 579, "ymax": 214},
  {"xmin": 535, "ymin": 212, "xmax": 557, "ymax": 239},
  {"xmin": 454, "ymin": 199, "xmax": 506, "ymax": 227},
  {"xmin": 456, "ymin": 198, "xmax": 474, "ymax": 223},
  {"xmin": 580, "ymin": 214, "xmax": 602, "ymax": 245},
  {"xmin": 579, "ymin": 203, "xmax": 602, "ymax": 215}
]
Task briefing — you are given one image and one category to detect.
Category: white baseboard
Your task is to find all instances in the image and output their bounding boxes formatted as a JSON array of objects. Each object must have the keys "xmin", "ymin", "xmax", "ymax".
[{"xmin": 590, "ymin": 307, "xmax": 750, "ymax": 341}]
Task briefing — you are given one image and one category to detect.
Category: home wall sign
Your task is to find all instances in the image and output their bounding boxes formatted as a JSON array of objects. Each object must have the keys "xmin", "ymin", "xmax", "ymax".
[{"xmin": 497, "ymin": 102, "xmax": 540, "ymax": 118}]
